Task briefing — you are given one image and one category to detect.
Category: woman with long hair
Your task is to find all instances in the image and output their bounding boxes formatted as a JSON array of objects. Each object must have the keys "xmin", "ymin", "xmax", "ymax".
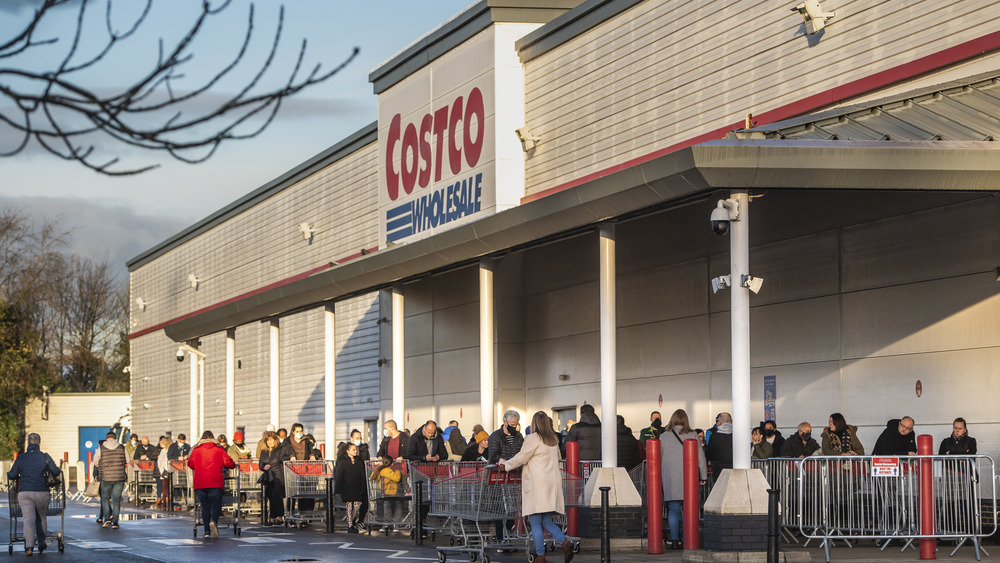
[
  {"xmin": 335, "ymin": 442, "xmax": 367, "ymax": 533},
  {"xmin": 500, "ymin": 411, "xmax": 576, "ymax": 563},
  {"xmin": 258, "ymin": 431, "xmax": 289, "ymax": 525},
  {"xmin": 659, "ymin": 409, "xmax": 706, "ymax": 550},
  {"xmin": 821, "ymin": 412, "xmax": 864, "ymax": 456}
]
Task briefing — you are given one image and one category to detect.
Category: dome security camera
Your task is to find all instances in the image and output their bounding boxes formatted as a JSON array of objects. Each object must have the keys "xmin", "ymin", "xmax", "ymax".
[
  {"xmin": 176, "ymin": 348, "xmax": 185, "ymax": 362},
  {"xmin": 710, "ymin": 206, "xmax": 731, "ymax": 236}
]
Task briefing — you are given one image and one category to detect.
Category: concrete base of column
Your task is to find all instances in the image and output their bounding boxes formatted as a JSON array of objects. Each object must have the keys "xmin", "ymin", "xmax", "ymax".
[{"xmin": 583, "ymin": 466, "xmax": 642, "ymax": 507}]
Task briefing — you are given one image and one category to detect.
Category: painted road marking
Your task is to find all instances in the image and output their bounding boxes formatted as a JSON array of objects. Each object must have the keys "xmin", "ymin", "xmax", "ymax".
[
  {"xmin": 309, "ymin": 542, "xmax": 437, "ymax": 561},
  {"xmin": 233, "ymin": 536, "xmax": 295, "ymax": 544},
  {"xmin": 149, "ymin": 539, "xmax": 204, "ymax": 546},
  {"xmin": 70, "ymin": 541, "xmax": 129, "ymax": 549}
]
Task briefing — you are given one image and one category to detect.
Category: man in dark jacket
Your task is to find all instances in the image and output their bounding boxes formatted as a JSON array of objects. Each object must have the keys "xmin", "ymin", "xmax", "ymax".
[
  {"xmin": 704, "ymin": 412, "xmax": 734, "ymax": 481},
  {"xmin": 133, "ymin": 436, "xmax": 157, "ymax": 461},
  {"xmin": 377, "ymin": 420, "xmax": 409, "ymax": 461},
  {"xmin": 616, "ymin": 415, "xmax": 641, "ymax": 470},
  {"xmin": 762, "ymin": 420, "xmax": 785, "ymax": 456},
  {"xmin": 939, "ymin": 417, "xmax": 977, "ymax": 455},
  {"xmin": 566, "ymin": 404, "xmax": 602, "ymax": 461},
  {"xmin": 781, "ymin": 422, "xmax": 820, "ymax": 458},
  {"xmin": 488, "ymin": 410, "xmax": 525, "ymax": 465},
  {"xmin": 638, "ymin": 411, "xmax": 663, "ymax": 449},
  {"xmin": 167, "ymin": 433, "xmax": 191, "ymax": 461},
  {"xmin": 872, "ymin": 417, "xmax": 917, "ymax": 455},
  {"xmin": 406, "ymin": 421, "xmax": 448, "ymax": 461},
  {"xmin": 7, "ymin": 433, "xmax": 61, "ymax": 554}
]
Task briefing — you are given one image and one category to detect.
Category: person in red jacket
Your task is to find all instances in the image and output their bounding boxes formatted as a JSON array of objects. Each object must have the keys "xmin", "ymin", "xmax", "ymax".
[{"xmin": 187, "ymin": 430, "xmax": 236, "ymax": 537}]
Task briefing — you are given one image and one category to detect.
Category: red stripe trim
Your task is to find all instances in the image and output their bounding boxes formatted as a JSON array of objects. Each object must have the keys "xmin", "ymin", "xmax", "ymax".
[
  {"xmin": 521, "ymin": 30, "xmax": 1000, "ymax": 204},
  {"xmin": 127, "ymin": 246, "xmax": 379, "ymax": 340}
]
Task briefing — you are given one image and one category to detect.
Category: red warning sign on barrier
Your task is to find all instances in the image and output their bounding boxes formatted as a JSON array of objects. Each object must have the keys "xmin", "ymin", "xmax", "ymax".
[{"xmin": 872, "ymin": 457, "xmax": 900, "ymax": 477}]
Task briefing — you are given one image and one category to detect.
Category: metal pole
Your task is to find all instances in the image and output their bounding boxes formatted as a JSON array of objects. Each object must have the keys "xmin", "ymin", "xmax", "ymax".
[
  {"xmin": 729, "ymin": 191, "xmax": 751, "ymax": 470},
  {"xmin": 415, "ymin": 480, "xmax": 423, "ymax": 546},
  {"xmin": 599, "ymin": 223, "xmax": 618, "ymax": 468},
  {"xmin": 324, "ymin": 305, "xmax": 336, "ymax": 453},
  {"xmin": 601, "ymin": 486, "xmax": 612, "ymax": 563},
  {"xmin": 646, "ymin": 439, "xmax": 663, "ymax": 554},
  {"xmin": 567, "ymin": 441, "xmax": 580, "ymax": 537},
  {"xmin": 226, "ymin": 329, "xmax": 236, "ymax": 439},
  {"xmin": 918, "ymin": 434, "xmax": 936, "ymax": 559},
  {"xmin": 480, "ymin": 258, "xmax": 495, "ymax": 431},
  {"xmin": 261, "ymin": 480, "xmax": 268, "ymax": 526},
  {"xmin": 326, "ymin": 476, "xmax": 335, "ymax": 533},
  {"xmin": 392, "ymin": 285, "xmax": 405, "ymax": 425},
  {"xmin": 683, "ymin": 439, "xmax": 700, "ymax": 549},
  {"xmin": 767, "ymin": 488, "xmax": 780, "ymax": 563}
]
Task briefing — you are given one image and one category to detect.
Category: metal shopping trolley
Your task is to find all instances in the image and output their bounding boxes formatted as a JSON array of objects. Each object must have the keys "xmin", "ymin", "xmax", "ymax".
[
  {"xmin": 130, "ymin": 460, "xmax": 158, "ymax": 507},
  {"xmin": 169, "ymin": 459, "xmax": 193, "ymax": 510},
  {"xmin": 365, "ymin": 460, "xmax": 411, "ymax": 535},
  {"xmin": 283, "ymin": 460, "xmax": 334, "ymax": 529},
  {"xmin": 407, "ymin": 461, "xmax": 454, "ymax": 541},
  {"xmin": 236, "ymin": 460, "xmax": 263, "ymax": 519},
  {"xmin": 191, "ymin": 471, "xmax": 242, "ymax": 536},
  {"xmin": 7, "ymin": 462, "xmax": 66, "ymax": 554}
]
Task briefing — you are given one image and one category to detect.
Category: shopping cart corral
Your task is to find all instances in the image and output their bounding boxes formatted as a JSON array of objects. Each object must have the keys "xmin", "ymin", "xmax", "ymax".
[
  {"xmin": 432, "ymin": 466, "xmax": 582, "ymax": 563},
  {"xmin": 283, "ymin": 460, "xmax": 334, "ymax": 529},
  {"xmin": 191, "ymin": 471, "xmax": 242, "ymax": 537},
  {"xmin": 6, "ymin": 461, "xmax": 66, "ymax": 554}
]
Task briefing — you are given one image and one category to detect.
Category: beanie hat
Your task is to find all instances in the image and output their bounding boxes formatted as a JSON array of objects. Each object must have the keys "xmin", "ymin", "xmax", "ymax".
[
  {"xmin": 474, "ymin": 431, "xmax": 489, "ymax": 444},
  {"xmin": 233, "ymin": 431, "xmax": 244, "ymax": 441}
]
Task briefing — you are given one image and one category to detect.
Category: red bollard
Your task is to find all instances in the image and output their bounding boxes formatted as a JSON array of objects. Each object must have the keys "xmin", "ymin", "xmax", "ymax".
[
  {"xmin": 319, "ymin": 443, "xmax": 325, "ymax": 459},
  {"xmin": 566, "ymin": 441, "xmax": 580, "ymax": 537},
  {"xmin": 12, "ymin": 452, "xmax": 17, "ymax": 461},
  {"xmin": 918, "ymin": 434, "xmax": 936, "ymax": 560},
  {"xmin": 63, "ymin": 452, "xmax": 69, "ymax": 463},
  {"xmin": 87, "ymin": 450, "xmax": 93, "ymax": 484},
  {"xmin": 683, "ymin": 439, "xmax": 700, "ymax": 550},
  {"xmin": 646, "ymin": 439, "xmax": 663, "ymax": 554}
]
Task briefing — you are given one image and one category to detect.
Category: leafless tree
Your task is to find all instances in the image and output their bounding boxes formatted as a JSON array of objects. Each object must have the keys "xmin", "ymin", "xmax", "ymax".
[{"xmin": 0, "ymin": 0, "xmax": 358, "ymax": 175}]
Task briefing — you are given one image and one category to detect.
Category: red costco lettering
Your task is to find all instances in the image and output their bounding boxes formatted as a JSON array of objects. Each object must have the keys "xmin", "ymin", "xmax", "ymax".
[{"xmin": 384, "ymin": 87, "xmax": 486, "ymax": 201}]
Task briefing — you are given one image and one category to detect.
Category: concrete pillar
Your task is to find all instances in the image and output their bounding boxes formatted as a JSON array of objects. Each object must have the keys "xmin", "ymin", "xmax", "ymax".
[
  {"xmin": 226, "ymin": 329, "xmax": 235, "ymax": 438},
  {"xmin": 198, "ymin": 357, "xmax": 205, "ymax": 439},
  {"xmin": 189, "ymin": 351, "xmax": 198, "ymax": 443},
  {"xmin": 392, "ymin": 285, "xmax": 405, "ymax": 426},
  {"xmin": 270, "ymin": 319, "xmax": 280, "ymax": 429},
  {"xmin": 324, "ymin": 305, "xmax": 336, "ymax": 453},
  {"xmin": 599, "ymin": 223, "xmax": 618, "ymax": 468},
  {"xmin": 479, "ymin": 258, "xmax": 495, "ymax": 431},
  {"xmin": 729, "ymin": 191, "xmax": 751, "ymax": 470}
]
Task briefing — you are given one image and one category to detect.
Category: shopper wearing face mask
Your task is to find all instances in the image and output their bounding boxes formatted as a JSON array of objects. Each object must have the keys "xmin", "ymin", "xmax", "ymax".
[
  {"xmin": 761, "ymin": 420, "xmax": 785, "ymax": 455},
  {"xmin": 348, "ymin": 429, "xmax": 371, "ymax": 461},
  {"xmin": 704, "ymin": 412, "xmax": 734, "ymax": 482},
  {"xmin": 781, "ymin": 422, "xmax": 820, "ymax": 458},
  {"xmin": 287, "ymin": 423, "xmax": 316, "ymax": 462},
  {"xmin": 376, "ymin": 420, "xmax": 410, "ymax": 462}
]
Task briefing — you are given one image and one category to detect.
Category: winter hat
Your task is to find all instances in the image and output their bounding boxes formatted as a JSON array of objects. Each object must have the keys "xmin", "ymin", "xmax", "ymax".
[
  {"xmin": 233, "ymin": 431, "xmax": 244, "ymax": 441},
  {"xmin": 474, "ymin": 431, "xmax": 489, "ymax": 444}
]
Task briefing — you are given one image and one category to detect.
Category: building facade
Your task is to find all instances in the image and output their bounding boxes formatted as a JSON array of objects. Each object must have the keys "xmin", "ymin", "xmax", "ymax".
[{"xmin": 128, "ymin": 0, "xmax": 1000, "ymax": 458}]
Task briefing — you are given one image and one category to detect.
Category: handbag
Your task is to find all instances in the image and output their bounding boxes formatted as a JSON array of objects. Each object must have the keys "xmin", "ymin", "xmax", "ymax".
[
  {"xmin": 256, "ymin": 471, "xmax": 271, "ymax": 485},
  {"xmin": 43, "ymin": 454, "xmax": 61, "ymax": 488},
  {"xmin": 85, "ymin": 480, "xmax": 101, "ymax": 497}
]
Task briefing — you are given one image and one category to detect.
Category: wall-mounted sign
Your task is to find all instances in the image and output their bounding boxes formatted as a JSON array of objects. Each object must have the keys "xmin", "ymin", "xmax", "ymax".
[{"xmin": 764, "ymin": 375, "xmax": 776, "ymax": 422}]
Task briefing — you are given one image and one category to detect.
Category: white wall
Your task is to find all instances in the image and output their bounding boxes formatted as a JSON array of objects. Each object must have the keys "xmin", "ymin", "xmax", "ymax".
[{"xmin": 24, "ymin": 393, "xmax": 131, "ymax": 463}]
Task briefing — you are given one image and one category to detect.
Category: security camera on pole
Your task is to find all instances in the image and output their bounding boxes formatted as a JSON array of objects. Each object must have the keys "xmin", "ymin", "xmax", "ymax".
[{"xmin": 702, "ymin": 191, "xmax": 772, "ymax": 556}]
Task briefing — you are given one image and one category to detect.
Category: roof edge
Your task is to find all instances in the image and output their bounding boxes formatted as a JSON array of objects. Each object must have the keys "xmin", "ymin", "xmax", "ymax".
[
  {"xmin": 515, "ymin": 0, "xmax": 644, "ymax": 63},
  {"xmin": 126, "ymin": 121, "xmax": 378, "ymax": 271}
]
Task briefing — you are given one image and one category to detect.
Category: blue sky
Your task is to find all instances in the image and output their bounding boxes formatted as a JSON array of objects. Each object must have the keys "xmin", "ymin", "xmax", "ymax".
[{"xmin": 0, "ymin": 0, "xmax": 473, "ymax": 277}]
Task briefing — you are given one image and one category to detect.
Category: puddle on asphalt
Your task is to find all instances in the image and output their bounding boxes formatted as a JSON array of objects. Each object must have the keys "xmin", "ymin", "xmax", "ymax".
[{"xmin": 75, "ymin": 513, "xmax": 168, "ymax": 520}]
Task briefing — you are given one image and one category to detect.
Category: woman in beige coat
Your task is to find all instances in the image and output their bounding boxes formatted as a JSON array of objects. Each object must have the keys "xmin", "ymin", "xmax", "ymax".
[{"xmin": 501, "ymin": 411, "xmax": 575, "ymax": 563}]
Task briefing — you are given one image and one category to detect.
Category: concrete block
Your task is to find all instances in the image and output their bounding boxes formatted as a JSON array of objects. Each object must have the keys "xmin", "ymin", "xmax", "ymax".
[
  {"xmin": 583, "ymin": 466, "xmax": 642, "ymax": 507},
  {"xmin": 703, "ymin": 468, "xmax": 771, "ymax": 514}
]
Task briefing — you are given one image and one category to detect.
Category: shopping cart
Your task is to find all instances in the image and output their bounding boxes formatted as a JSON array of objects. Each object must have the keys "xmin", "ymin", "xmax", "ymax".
[
  {"xmin": 282, "ymin": 460, "xmax": 334, "ymax": 528},
  {"xmin": 6, "ymin": 461, "xmax": 66, "ymax": 554},
  {"xmin": 130, "ymin": 460, "xmax": 158, "ymax": 507},
  {"xmin": 365, "ymin": 460, "xmax": 411, "ymax": 535},
  {"xmin": 407, "ymin": 461, "xmax": 454, "ymax": 541},
  {"xmin": 236, "ymin": 460, "xmax": 263, "ymax": 519},
  {"xmin": 191, "ymin": 472, "xmax": 242, "ymax": 537},
  {"xmin": 169, "ymin": 459, "xmax": 193, "ymax": 510}
]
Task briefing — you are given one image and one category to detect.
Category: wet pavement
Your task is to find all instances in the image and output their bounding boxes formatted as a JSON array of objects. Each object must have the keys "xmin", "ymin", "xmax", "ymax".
[{"xmin": 0, "ymin": 494, "xmax": 995, "ymax": 562}]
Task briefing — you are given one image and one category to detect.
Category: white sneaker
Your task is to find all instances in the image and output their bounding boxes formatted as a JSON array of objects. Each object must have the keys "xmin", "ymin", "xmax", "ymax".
[{"xmin": 209, "ymin": 521, "xmax": 219, "ymax": 537}]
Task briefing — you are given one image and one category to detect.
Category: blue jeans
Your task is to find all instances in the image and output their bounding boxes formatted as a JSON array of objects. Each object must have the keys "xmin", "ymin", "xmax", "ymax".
[
  {"xmin": 667, "ymin": 500, "xmax": 683, "ymax": 541},
  {"xmin": 100, "ymin": 481, "xmax": 125, "ymax": 524},
  {"xmin": 196, "ymin": 488, "xmax": 223, "ymax": 533},
  {"xmin": 528, "ymin": 512, "xmax": 566, "ymax": 555}
]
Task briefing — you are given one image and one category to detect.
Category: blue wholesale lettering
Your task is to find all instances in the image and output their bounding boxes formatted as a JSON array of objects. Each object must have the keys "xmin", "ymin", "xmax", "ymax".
[{"xmin": 386, "ymin": 173, "xmax": 483, "ymax": 242}]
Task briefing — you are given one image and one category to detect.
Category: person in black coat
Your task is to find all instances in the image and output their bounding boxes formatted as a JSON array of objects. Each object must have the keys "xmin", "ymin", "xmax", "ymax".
[
  {"xmin": 462, "ymin": 430, "xmax": 491, "ymax": 462},
  {"xmin": 761, "ymin": 420, "xmax": 785, "ymax": 456},
  {"xmin": 334, "ymin": 442, "xmax": 368, "ymax": 533},
  {"xmin": 488, "ymin": 410, "xmax": 525, "ymax": 465},
  {"xmin": 872, "ymin": 417, "xmax": 917, "ymax": 455},
  {"xmin": 377, "ymin": 420, "xmax": 410, "ymax": 461},
  {"xmin": 406, "ymin": 421, "xmax": 448, "ymax": 462},
  {"xmin": 566, "ymin": 404, "xmax": 602, "ymax": 461},
  {"xmin": 939, "ymin": 417, "xmax": 977, "ymax": 455},
  {"xmin": 6, "ymin": 433, "xmax": 61, "ymax": 555},
  {"xmin": 781, "ymin": 422, "xmax": 820, "ymax": 458},
  {"xmin": 258, "ymin": 432, "xmax": 290, "ymax": 524},
  {"xmin": 616, "ymin": 415, "xmax": 641, "ymax": 470}
]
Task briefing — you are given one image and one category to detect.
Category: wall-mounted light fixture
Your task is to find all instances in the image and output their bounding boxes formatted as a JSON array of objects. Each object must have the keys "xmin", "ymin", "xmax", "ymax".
[
  {"xmin": 135, "ymin": 297, "xmax": 147, "ymax": 311},
  {"xmin": 711, "ymin": 275, "xmax": 732, "ymax": 294},
  {"xmin": 515, "ymin": 127, "xmax": 541, "ymax": 152},
  {"xmin": 741, "ymin": 274, "xmax": 764, "ymax": 294},
  {"xmin": 558, "ymin": 374, "xmax": 570, "ymax": 381},
  {"xmin": 792, "ymin": 0, "xmax": 835, "ymax": 35},
  {"xmin": 187, "ymin": 274, "xmax": 201, "ymax": 289},
  {"xmin": 377, "ymin": 358, "xmax": 388, "ymax": 367},
  {"xmin": 298, "ymin": 222, "xmax": 315, "ymax": 242}
]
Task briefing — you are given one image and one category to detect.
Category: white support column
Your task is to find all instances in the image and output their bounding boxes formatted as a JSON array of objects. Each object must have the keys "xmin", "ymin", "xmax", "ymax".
[
  {"xmin": 599, "ymin": 223, "xmax": 618, "ymax": 468},
  {"xmin": 226, "ymin": 329, "xmax": 236, "ymax": 438},
  {"xmin": 198, "ymin": 357, "xmax": 205, "ymax": 438},
  {"xmin": 270, "ymin": 319, "xmax": 280, "ymax": 429},
  {"xmin": 479, "ymin": 258, "xmax": 495, "ymax": 431},
  {"xmin": 189, "ymin": 352, "xmax": 198, "ymax": 443},
  {"xmin": 392, "ymin": 285, "xmax": 405, "ymax": 426},
  {"xmin": 730, "ymin": 191, "xmax": 751, "ymax": 470},
  {"xmin": 324, "ymin": 305, "xmax": 336, "ymax": 454}
]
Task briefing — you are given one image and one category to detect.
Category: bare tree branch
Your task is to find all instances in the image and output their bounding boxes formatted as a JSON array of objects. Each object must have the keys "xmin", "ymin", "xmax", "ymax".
[{"xmin": 0, "ymin": 0, "xmax": 359, "ymax": 175}]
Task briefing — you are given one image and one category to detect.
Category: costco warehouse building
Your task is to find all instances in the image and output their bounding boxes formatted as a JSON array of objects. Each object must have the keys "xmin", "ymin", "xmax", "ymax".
[{"xmin": 127, "ymin": 0, "xmax": 1000, "ymax": 460}]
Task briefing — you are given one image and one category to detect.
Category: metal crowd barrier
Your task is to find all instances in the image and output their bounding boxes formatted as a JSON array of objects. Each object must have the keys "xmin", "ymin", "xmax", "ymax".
[{"xmin": 753, "ymin": 456, "xmax": 996, "ymax": 562}]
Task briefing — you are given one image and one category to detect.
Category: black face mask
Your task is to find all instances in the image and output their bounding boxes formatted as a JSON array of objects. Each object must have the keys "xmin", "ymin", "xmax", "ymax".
[
  {"xmin": 764, "ymin": 429, "xmax": 775, "ymax": 438},
  {"xmin": 506, "ymin": 424, "xmax": 518, "ymax": 434},
  {"xmin": 651, "ymin": 418, "xmax": 662, "ymax": 429},
  {"xmin": 801, "ymin": 432, "xmax": 812, "ymax": 441}
]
